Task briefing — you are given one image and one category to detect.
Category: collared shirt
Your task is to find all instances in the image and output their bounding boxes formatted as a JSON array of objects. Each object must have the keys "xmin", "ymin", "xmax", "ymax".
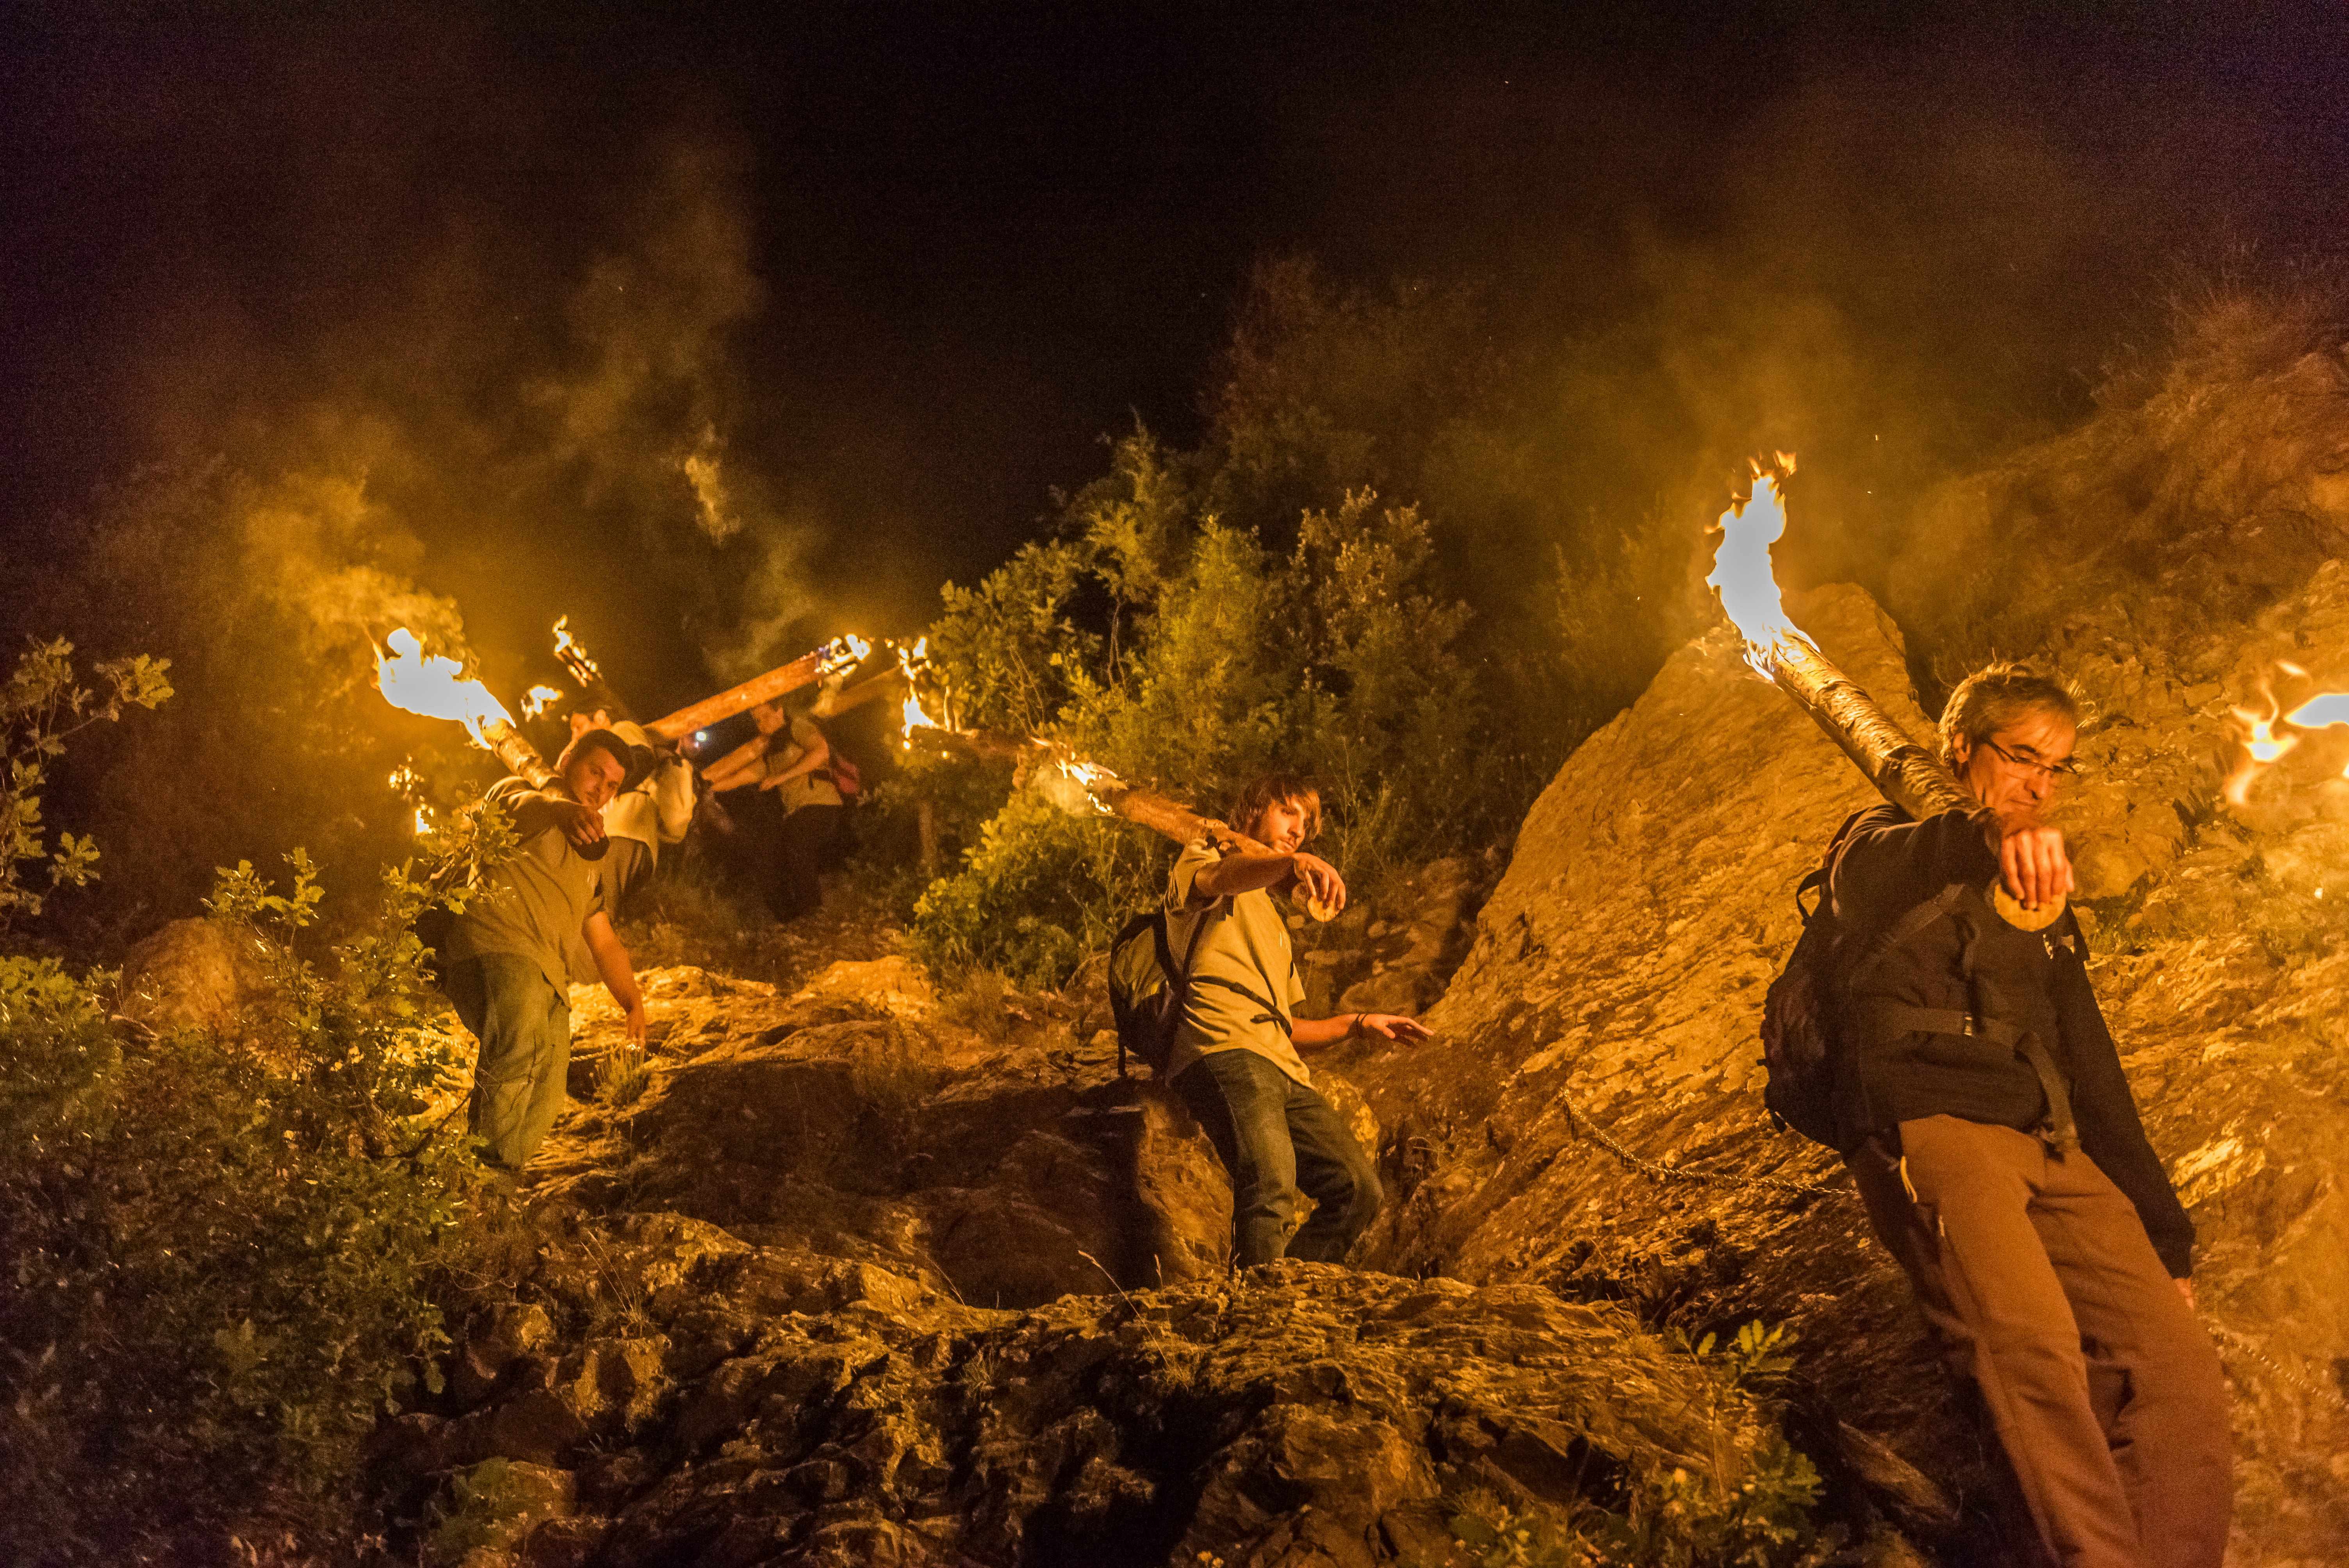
[{"xmin": 1164, "ymin": 839, "xmax": 1311, "ymax": 1086}]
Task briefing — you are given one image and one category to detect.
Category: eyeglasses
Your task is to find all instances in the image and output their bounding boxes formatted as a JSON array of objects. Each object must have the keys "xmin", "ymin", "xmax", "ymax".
[{"xmin": 1979, "ymin": 737, "xmax": 2082, "ymax": 782}]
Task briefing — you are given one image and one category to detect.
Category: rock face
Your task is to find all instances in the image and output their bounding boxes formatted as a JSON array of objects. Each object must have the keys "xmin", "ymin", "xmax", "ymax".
[
  {"xmin": 117, "ymin": 915, "xmax": 271, "ymax": 1035},
  {"xmin": 1327, "ymin": 579, "xmax": 2349, "ymax": 1564},
  {"xmin": 390, "ymin": 577, "xmax": 2349, "ymax": 1563},
  {"xmin": 385, "ymin": 1218, "xmax": 1827, "ymax": 1568},
  {"xmin": 543, "ymin": 958, "xmax": 1237, "ymax": 1306}
]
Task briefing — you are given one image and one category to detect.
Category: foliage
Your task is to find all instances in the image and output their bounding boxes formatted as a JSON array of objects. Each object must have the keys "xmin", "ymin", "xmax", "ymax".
[
  {"xmin": 0, "ymin": 846, "xmax": 510, "ymax": 1562},
  {"xmin": 1, "ymin": 638, "xmax": 173, "ymax": 932},
  {"xmin": 1415, "ymin": 1319, "xmax": 1822, "ymax": 1568},
  {"xmin": 905, "ymin": 429, "xmax": 1495, "ymax": 983}
]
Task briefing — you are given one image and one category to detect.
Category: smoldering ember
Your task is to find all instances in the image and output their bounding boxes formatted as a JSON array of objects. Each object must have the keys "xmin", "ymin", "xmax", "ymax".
[{"xmin": 5, "ymin": 7, "xmax": 2349, "ymax": 1568}]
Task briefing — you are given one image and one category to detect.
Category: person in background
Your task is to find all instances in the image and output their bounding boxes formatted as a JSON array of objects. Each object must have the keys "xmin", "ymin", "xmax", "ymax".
[{"xmin": 706, "ymin": 699, "xmax": 844, "ymax": 922}]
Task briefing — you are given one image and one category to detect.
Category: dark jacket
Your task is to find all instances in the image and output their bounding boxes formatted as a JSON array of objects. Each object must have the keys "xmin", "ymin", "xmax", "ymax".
[{"xmin": 1829, "ymin": 804, "xmax": 2195, "ymax": 1276}]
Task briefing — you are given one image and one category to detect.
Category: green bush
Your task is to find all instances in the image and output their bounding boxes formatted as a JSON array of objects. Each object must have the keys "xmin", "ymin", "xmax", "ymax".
[
  {"xmin": 905, "ymin": 433, "xmax": 1495, "ymax": 982},
  {"xmin": 0, "ymin": 849, "xmax": 506, "ymax": 1563}
]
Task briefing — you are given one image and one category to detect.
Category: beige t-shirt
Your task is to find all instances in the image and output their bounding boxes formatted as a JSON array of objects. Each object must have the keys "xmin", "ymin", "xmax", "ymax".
[
  {"xmin": 1164, "ymin": 839, "xmax": 1311, "ymax": 1086},
  {"xmin": 763, "ymin": 715, "xmax": 842, "ymax": 813},
  {"xmin": 446, "ymin": 778, "xmax": 607, "ymax": 1000}
]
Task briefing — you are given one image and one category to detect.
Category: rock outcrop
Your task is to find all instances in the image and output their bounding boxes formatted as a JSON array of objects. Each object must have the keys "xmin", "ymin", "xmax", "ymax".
[
  {"xmin": 385, "ymin": 1219, "xmax": 1827, "ymax": 1568},
  {"xmin": 1327, "ymin": 578, "xmax": 2349, "ymax": 1565}
]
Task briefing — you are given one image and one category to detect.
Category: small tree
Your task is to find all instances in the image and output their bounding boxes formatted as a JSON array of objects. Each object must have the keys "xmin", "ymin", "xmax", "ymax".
[{"xmin": 1, "ymin": 638, "xmax": 173, "ymax": 934}]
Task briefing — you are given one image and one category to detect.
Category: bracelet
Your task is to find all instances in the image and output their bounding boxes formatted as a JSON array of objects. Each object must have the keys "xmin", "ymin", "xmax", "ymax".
[{"xmin": 1349, "ymin": 1012, "xmax": 1365, "ymax": 1039}]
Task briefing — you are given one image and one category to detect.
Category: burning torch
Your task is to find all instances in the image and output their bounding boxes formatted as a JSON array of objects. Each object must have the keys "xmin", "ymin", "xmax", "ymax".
[
  {"xmin": 1708, "ymin": 458, "xmax": 2060, "ymax": 932},
  {"xmin": 370, "ymin": 629, "xmax": 612, "ymax": 855}
]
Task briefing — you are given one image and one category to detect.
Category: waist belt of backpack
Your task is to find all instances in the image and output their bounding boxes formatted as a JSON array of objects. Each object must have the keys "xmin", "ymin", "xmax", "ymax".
[
  {"xmin": 1190, "ymin": 974, "xmax": 1295, "ymax": 1037},
  {"xmin": 1861, "ymin": 1002, "xmax": 2079, "ymax": 1152}
]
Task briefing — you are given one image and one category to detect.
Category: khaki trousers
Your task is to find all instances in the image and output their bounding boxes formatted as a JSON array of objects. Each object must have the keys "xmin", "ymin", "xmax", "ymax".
[{"xmin": 1847, "ymin": 1115, "xmax": 2231, "ymax": 1568}]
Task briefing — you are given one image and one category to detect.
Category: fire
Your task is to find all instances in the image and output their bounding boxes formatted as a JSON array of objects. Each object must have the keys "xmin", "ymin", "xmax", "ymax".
[
  {"xmin": 1035, "ymin": 755, "xmax": 1119, "ymax": 818},
  {"xmin": 373, "ymin": 629, "xmax": 513, "ymax": 747},
  {"xmin": 520, "ymin": 683, "xmax": 565, "ymax": 718},
  {"xmin": 551, "ymin": 616, "xmax": 602, "ymax": 684},
  {"xmin": 2285, "ymin": 692, "xmax": 2349, "ymax": 731},
  {"xmin": 1706, "ymin": 455, "xmax": 1813, "ymax": 678},
  {"xmin": 819, "ymin": 634, "xmax": 872, "ymax": 678},
  {"xmin": 896, "ymin": 637, "xmax": 946, "ymax": 742},
  {"xmin": 2224, "ymin": 665, "xmax": 2349, "ymax": 806}
]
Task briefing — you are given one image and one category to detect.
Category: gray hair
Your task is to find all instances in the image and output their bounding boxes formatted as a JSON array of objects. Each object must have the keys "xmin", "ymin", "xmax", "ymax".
[{"xmin": 1937, "ymin": 660, "xmax": 2087, "ymax": 765}]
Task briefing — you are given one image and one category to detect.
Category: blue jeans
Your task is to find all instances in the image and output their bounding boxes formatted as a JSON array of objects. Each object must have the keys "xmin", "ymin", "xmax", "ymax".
[
  {"xmin": 444, "ymin": 953, "xmax": 572, "ymax": 1171},
  {"xmin": 1174, "ymin": 1049, "xmax": 1382, "ymax": 1267}
]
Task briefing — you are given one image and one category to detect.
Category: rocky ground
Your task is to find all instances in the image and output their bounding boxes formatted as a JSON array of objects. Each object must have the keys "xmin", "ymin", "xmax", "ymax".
[{"xmin": 335, "ymin": 572, "xmax": 2349, "ymax": 1567}]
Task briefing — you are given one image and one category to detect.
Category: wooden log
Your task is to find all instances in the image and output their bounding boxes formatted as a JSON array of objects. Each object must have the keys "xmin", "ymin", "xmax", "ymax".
[
  {"xmin": 911, "ymin": 725, "xmax": 1336, "ymax": 919},
  {"xmin": 1761, "ymin": 633, "xmax": 2061, "ymax": 931},
  {"xmin": 645, "ymin": 649, "xmax": 831, "ymax": 741}
]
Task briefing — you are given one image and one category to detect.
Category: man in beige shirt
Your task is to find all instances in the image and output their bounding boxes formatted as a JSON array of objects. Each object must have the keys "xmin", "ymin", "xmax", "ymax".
[
  {"xmin": 1168, "ymin": 770, "xmax": 1431, "ymax": 1266},
  {"xmin": 444, "ymin": 729, "xmax": 647, "ymax": 1171}
]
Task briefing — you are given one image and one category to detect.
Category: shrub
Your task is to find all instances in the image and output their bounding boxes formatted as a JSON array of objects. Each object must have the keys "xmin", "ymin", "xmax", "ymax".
[{"xmin": 0, "ymin": 848, "xmax": 506, "ymax": 1563}]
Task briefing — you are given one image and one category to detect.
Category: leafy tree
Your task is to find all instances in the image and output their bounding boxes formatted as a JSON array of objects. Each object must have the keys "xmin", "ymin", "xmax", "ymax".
[{"xmin": 1, "ymin": 639, "xmax": 173, "ymax": 933}]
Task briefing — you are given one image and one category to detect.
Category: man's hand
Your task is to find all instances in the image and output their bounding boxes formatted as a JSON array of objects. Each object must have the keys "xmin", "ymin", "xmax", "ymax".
[
  {"xmin": 1356, "ymin": 1013, "xmax": 1432, "ymax": 1045},
  {"xmin": 622, "ymin": 1001, "xmax": 649, "ymax": 1047},
  {"xmin": 1287, "ymin": 852, "xmax": 1346, "ymax": 913},
  {"xmin": 552, "ymin": 798, "xmax": 608, "ymax": 848},
  {"xmin": 2174, "ymin": 1276, "xmax": 2196, "ymax": 1309},
  {"xmin": 1992, "ymin": 808, "xmax": 2073, "ymax": 909}
]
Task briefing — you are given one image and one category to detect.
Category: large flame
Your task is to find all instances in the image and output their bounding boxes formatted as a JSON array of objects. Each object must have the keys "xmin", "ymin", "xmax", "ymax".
[
  {"xmin": 1706, "ymin": 456, "xmax": 1813, "ymax": 678},
  {"xmin": 374, "ymin": 629, "xmax": 513, "ymax": 747},
  {"xmin": 2225, "ymin": 663, "xmax": 2349, "ymax": 806}
]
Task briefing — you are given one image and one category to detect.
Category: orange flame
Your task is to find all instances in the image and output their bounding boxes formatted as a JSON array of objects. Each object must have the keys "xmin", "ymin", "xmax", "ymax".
[
  {"xmin": 551, "ymin": 615, "xmax": 602, "ymax": 684},
  {"xmin": 1706, "ymin": 455, "xmax": 1810, "ymax": 677},
  {"xmin": 374, "ymin": 629, "xmax": 513, "ymax": 747},
  {"xmin": 520, "ymin": 683, "xmax": 565, "ymax": 718},
  {"xmin": 897, "ymin": 636, "xmax": 945, "ymax": 742},
  {"xmin": 2224, "ymin": 665, "xmax": 2349, "ymax": 805}
]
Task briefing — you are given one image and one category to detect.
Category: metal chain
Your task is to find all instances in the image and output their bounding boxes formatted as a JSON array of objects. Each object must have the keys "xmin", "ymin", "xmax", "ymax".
[
  {"xmin": 2206, "ymin": 1323, "xmax": 2349, "ymax": 1419},
  {"xmin": 1561, "ymin": 1095, "xmax": 1842, "ymax": 1198}
]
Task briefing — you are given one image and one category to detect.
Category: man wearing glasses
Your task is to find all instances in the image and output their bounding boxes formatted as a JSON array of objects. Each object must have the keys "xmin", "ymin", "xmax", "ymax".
[{"xmin": 1826, "ymin": 661, "xmax": 2229, "ymax": 1568}]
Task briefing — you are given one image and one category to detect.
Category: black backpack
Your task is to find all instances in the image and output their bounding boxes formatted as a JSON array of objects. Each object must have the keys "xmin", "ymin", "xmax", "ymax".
[
  {"xmin": 1761, "ymin": 812, "xmax": 1987, "ymax": 1148},
  {"xmin": 1107, "ymin": 908, "xmax": 1214, "ymax": 1077},
  {"xmin": 1105, "ymin": 903, "xmax": 1297, "ymax": 1077},
  {"xmin": 1759, "ymin": 811, "xmax": 1874, "ymax": 1147}
]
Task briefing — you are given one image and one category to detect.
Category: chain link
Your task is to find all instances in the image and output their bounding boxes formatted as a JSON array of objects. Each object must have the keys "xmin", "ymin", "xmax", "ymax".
[
  {"xmin": 2206, "ymin": 1323, "xmax": 2349, "ymax": 1420},
  {"xmin": 1561, "ymin": 1095, "xmax": 1842, "ymax": 1198}
]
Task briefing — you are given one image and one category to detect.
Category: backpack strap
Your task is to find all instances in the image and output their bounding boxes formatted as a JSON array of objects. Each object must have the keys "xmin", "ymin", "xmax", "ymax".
[
  {"xmin": 1188, "ymin": 973, "xmax": 1296, "ymax": 1037},
  {"xmin": 1847, "ymin": 883, "xmax": 2082, "ymax": 1153}
]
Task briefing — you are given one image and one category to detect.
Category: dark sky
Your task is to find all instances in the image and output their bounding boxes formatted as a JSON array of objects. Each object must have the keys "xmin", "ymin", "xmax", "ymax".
[{"xmin": 5, "ymin": 1, "xmax": 2346, "ymax": 710}]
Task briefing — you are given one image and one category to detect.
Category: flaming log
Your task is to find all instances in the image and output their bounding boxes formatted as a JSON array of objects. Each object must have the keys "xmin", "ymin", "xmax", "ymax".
[
  {"xmin": 1708, "ymin": 461, "xmax": 2059, "ymax": 932},
  {"xmin": 912, "ymin": 725, "xmax": 1337, "ymax": 919},
  {"xmin": 480, "ymin": 718, "xmax": 560, "ymax": 793},
  {"xmin": 647, "ymin": 634, "xmax": 872, "ymax": 743}
]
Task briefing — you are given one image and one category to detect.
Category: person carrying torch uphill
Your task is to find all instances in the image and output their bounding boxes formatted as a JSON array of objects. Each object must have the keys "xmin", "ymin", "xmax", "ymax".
[
  {"xmin": 442, "ymin": 728, "xmax": 649, "ymax": 1173},
  {"xmin": 1168, "ymin": 771, "xmax": 1432, "ymax": 1267},
  {"xmin": 1827, "ymin": 663, "xmax": 2229, "ymax": 1568}
]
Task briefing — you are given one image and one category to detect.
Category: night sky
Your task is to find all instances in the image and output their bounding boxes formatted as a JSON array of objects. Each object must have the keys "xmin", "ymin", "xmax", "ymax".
[{"xmin": 5, "ymin": 1, "xmax": 2346, "ymax": 712}]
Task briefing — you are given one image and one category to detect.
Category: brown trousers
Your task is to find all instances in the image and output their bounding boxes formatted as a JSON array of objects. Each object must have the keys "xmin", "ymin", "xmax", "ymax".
[{"xmin": 1847, "ymin": 1115, "xmax": 2231, "ymax": 1568}]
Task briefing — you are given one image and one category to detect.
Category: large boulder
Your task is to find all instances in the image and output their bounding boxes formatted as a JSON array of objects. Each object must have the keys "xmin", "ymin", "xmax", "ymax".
[{"xmin": 1324, "ymin": 577, "xmax": 2349, "ymax": 1563}]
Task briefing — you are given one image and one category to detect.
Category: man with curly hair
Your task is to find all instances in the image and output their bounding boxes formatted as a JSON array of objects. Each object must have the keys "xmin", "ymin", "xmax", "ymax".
[{"xmin": 1166, "ymin": 770, "xmax": 1431, "ymax": 1267}]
